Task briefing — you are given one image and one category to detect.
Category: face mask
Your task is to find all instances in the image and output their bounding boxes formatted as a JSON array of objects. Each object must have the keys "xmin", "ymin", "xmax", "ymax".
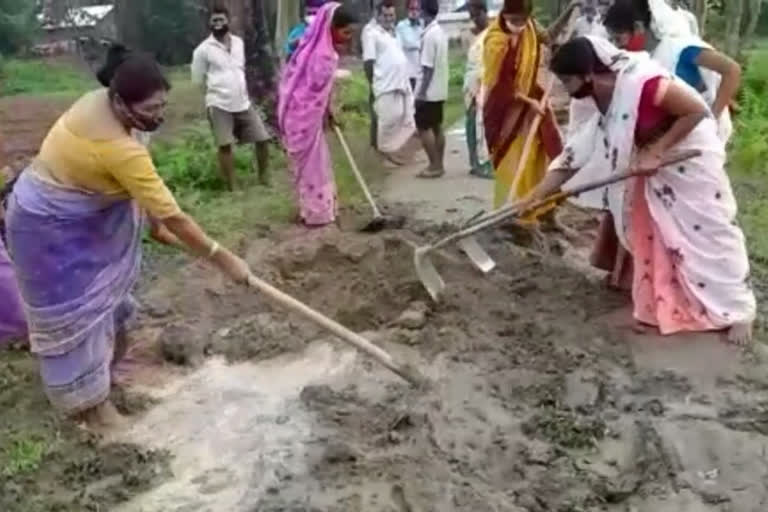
[
  {"xmin": 305, "ymin": 15, "xmax": 316, "ymax": 24},
  {"xmin": 505, "ymin": 20, "xmax": 525, "ymax": 34},
  {"xmin": 571, "ymin": 80, "xmax": 594, "ymax": 100},
  {"xmin": 212, "ymin": 24, "xmax": 229, "ymax": 37},
  {"xmin": 116, "ymin": 96, "xmax": 164, "ymax": 133},
  {"xmin": 625, "ymin": 32, "xmax": 646, "ymax": 52}
]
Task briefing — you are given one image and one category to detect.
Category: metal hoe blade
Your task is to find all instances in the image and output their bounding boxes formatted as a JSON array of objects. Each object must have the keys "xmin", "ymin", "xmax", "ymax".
[
  {"xmin": 457, "ymin": 236, "xmax": 496, "ymax": 274},
  {"xmin": 414, "ymin": 247, "xmax": 445, "ymax": 302}
]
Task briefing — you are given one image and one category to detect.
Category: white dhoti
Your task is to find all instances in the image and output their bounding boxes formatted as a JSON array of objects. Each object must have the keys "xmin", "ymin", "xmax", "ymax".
[{"xmin": 374, "ymin": 89, "xmax": 416, "ymax": 154}]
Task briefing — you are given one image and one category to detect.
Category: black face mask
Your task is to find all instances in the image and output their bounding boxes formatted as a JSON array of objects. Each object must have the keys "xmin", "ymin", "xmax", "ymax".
[
  {"xmin": 212, "ymin": 24, "xmax": 229, "ymax": 38},
  {"xmin": 115, "ymin": 96, "xmax": 164, "ymax": 132},
  {"xmin": 571, "ymin": 80, "xmax": 594, "ymax": 100}
]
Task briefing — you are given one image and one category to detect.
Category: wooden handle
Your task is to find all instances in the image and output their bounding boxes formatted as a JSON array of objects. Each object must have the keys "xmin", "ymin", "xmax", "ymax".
[
  {"xmin": 430, "ymin": 150, "xmax": 701, "ymax": 250},
  {"xmin": 505, "ymin": 75, "xmax": 556, "ymax": 204},
  {"xmin": 334, "ymin": 124, "xmax": 382, "ymax": 218},
  {"xmin": 246, "ymin": 273, "xmax": 421, "ymax": 386}
]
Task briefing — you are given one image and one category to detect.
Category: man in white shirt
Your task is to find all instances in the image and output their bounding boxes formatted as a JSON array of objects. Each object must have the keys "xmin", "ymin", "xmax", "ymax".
[
  {"xmin": 362, "ymin": 0, "xmax": 416, "ymax": 163},
  {"xmin": 396, "ymin": 0, "xmax": 424, "ymax": 91},
  {"xmin": 415, "ymin": 0, "xmax": 449, "ymax": 178},
  {"xmin": 191, "ymin": 5, "xmax": 270, "ymax": 191}
]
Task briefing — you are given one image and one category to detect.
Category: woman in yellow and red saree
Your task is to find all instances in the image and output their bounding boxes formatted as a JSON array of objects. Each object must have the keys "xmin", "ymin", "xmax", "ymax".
[{"xmin": 483, "ymin": 0, "xmax": 577, "ymax": 211}]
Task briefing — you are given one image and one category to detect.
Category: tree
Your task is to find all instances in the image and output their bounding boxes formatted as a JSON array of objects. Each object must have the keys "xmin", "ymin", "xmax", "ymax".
[
  {"xmin": 744, "ymin": 0, "xmax": 763, "ymax": 44},
  {"xmin": 724, "ymin": 0, "xmax": 745, "ymax": 55},
  {"xmin": 0, "ymin": 0, "xmax": 39, "ymax": 55}
]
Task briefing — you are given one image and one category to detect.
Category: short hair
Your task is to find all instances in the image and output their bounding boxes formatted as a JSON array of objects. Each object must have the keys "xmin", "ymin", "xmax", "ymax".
[
  {"xmin": 604, "ymin": 0, "xmax": 651, "ymax": 33},
  {"xmin": 332, "ymin": 5, "xmax": 358, "ymax": 29},
  {"xmin": 550, "ymin": 37, "xmax": 612, "ymax": 76},
  {"xmin": 96, "ymin": 42, "xmax": 131, "ymax": 87},
  {"xmin": 377, "ymin": 0, "xmax": 397, "ymax": 13},
  {"xmin": 421, "ymin": 0, "xmax": 439, "ymax": 17},
  {"xmin": 108, "ymin": 54, "xmax": 171, "ymax": 105},
  {"xmin": 211, "ymin": 4, "xmax": 229, "ymax": 17}
]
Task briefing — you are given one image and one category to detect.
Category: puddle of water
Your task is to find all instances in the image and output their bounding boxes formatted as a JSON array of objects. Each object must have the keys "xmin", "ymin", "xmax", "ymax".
[{"xmin": 113, "ymin": 341, "xmax": 359, "ymax": 512}]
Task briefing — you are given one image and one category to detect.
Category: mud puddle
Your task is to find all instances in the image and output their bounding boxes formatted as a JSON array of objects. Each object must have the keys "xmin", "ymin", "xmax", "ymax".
[{"xmin": 105, "ymin": 226, "xmax": 768, "ymax": 511}]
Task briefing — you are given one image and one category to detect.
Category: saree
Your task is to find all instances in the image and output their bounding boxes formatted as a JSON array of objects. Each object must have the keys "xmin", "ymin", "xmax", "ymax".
[
  {"xmin": 0, "ymin": 236, "xmax": 26, "ymax": 346},
  {"xmin": 278, "ymin": 2, "xmax": 339, "ymax": 226},
  {"xmin": 6, "ymin": 168, "xmax": 142, "ymax": 412},
  {"xmin": 483, "ymin": 18, "xmax": 562, "ymax": 209},
  {"xmin": 464, "ymin": 28, "xmax": 492, "ymax": 178},
  {"xmin": 652, "ymin": 36, "xmax": 733, "ymax": 143},
  {"xmin": 551, "ymin": 37, "xmax": 755, "ymax": 334}
]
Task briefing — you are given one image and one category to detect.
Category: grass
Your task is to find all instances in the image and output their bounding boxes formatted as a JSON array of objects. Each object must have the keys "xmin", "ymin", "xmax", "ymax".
[{"xmin": 0, "ymin": 57, "xmax": 93, "ymax": 97}]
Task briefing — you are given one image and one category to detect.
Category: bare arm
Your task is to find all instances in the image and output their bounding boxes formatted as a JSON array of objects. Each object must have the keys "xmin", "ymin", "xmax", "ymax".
[
  {"xmin": 519, "ymin": 167, "xmax": 578, "ymax": 206},
  {"xmin": 418, "ymin": 66, "xmax": 434, "ymax": 100},
  {"xmin": 161, "ymin": 213, "xmax": 249, "ymax": 281},
  {"xmin": 364, "ymin": 60, "xmax": 375, "ymax": 91},
  {"xmin": 695, "ymin": 48, "xmax": 741, "ymax": 118}
]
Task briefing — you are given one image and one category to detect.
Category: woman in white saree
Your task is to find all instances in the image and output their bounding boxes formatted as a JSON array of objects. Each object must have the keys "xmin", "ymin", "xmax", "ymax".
[
  {"xmin": 522, "ymin": 37, "xmax": 755, "ymax": 345},
  {"xmin": 604, "ymin": 0, "xmax": 739, "ymax": 143}
]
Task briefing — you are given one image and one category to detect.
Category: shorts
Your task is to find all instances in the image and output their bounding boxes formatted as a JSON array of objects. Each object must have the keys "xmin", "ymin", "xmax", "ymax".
[
  {"xmin": 414, "ymin": 100, "xmax": 444, "ymax": 132},
  {"xmin": 207, "ymin": 106, "xmax": 270, "ymax": 147}
]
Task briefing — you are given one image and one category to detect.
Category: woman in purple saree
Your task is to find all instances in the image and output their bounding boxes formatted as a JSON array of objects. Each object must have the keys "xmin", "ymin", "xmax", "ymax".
[
  {"xmin": 278, "ymin": 2, "xmax": 358, "ymax": 227},
  {"xmin": 5, "ymin": 54, "xmax": 250, "ymax": 428}
]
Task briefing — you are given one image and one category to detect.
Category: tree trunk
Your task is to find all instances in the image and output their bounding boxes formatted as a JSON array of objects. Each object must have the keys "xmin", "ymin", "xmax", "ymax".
[
  {"xmin": 744, "ymin": 0, "xmax": 763, "ymax": 44},
  {"xmin": 724, "ymin": 0, "xmax": 746, "ymax": 56},
  {"xmin": 115, "ymin": 0, "xmax": 146, "ymax": 49},
  {"xmin": 692, "ymin": 0, "xmax": 709, "ymax": 36},
  {"xmin": 244, "ymin": 0, "xmax": 278, "ymax": 128}
]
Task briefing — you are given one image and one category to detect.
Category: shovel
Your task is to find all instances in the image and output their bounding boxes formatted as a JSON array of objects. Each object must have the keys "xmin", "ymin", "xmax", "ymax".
[
  {"xmin": 458, "ymin": 75, "xmax": 559, "ymax": 274},
  {"xmin": 334, "ymin": 124, "xmax": 406, "ymax": 233},
  {"xmin": 246, "ymin": 272, "xmax": 426, "ymax": 387},
  {"xmin": 414, "ymin": 150, "xmax": 702, "ymax": 301}
]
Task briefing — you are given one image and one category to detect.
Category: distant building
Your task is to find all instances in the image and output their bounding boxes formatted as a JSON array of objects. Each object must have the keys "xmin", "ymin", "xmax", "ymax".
[{"xmin": 35, "ymin": 4, "xmax": 116, "ymax": 56}]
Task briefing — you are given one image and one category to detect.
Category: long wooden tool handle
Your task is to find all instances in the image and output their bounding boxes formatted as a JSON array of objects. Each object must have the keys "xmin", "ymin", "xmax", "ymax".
[
  {"xmin": 506, "ymin": 75, "xmax": 556, "ymax": 203},
  {"xmin": 246, "ymin": 273, "xmax": 420, "ymax": 386},
  {"xmin": 504, "ymin": 7, "xmax": 579, "ymax": 205},
  {"xmin": 334, "ymin": 124, "xmax": 383, "ymax": 218},
  {"xmin": 432, "ymin": 150, "xmax": 701, "ymax": 250}
]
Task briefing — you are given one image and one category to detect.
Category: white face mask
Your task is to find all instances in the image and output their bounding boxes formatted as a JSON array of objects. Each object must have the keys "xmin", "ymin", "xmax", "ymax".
[
  {"xmin": 305, "ymin": 15, "xmax": 316, "ymax": 25},
  {"xmin": 505, "ymin": 20, "xmax": 525, "ymax": 35}
]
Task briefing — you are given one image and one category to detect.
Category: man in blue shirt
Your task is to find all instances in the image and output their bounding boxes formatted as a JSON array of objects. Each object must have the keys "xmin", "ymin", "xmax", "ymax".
[
  {"xmin": 395, "ymin": 0, "xmax": 424, "ymax": 90},
  {"xmin": 284, "ymin": 0, "xmax": 327, "ymax": 61}
]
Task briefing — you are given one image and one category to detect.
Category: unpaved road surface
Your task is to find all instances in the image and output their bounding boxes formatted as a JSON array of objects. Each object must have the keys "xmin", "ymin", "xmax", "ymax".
[{"xmin": 98, "ymin": 124, "xmax": 768, "ymax": 511}]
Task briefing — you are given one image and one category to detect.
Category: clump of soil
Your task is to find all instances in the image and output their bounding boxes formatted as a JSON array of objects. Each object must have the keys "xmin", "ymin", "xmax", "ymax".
[{"xmin": 0, "ymin": 355, "xmax": 170, "ymax": 512}]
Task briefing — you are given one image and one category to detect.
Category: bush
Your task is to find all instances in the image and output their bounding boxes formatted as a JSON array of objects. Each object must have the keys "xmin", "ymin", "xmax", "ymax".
[{"xmin": 730, "ymin": 48, "xmax": 768, "ymax": 174}]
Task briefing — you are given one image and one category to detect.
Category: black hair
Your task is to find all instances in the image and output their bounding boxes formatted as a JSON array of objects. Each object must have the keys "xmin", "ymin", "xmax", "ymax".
[
  {"xmin": 332, "ymin": 5, "xmax": 358, "ymax": 28},
  {"xmin": 96, "ymin": 42, "xmax": 131, "ymax": 87},
  {"xmin": 604, "ymin": 0, "xmax": 651, "ymax": 34},
  {"xmin": 421, "ymin": 0, "xmax": 439, "ymax": 17},
  {"xmin": 377, "ymin": 0, "xmax": 396, "ymax": 13},
  {"xmin": 468, "ymin": 0, "xmax": 488, "ymax": 12},
  {"xmin": 550, "ymin": 37, "xmax": 612, "ymax": 76},
  {"xmin": 211, "ymin": 4, "xmax": 229, "ymax": 17},
  {"xmin": 108, "ymin": 54, "xmax": 171, "ymax": 105}
]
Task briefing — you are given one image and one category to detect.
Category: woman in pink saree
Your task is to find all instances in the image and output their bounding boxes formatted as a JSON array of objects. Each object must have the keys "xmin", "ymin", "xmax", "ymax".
[{"xmin": 278, "ymin": 2, "xmax": 358, "ymax": 227}]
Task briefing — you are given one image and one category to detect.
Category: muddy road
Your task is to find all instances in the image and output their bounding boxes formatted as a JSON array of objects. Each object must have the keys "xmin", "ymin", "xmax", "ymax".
[
  {"xmin": 111, "ymin": 222, "xmax": 768, "ymax": 512},
  {"xmin": 2, "ymin": 110, "xmax": 767, "ymax": 512}
]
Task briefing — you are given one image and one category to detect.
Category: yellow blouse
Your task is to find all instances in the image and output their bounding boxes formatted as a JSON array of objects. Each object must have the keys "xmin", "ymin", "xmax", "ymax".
[{"xmin": 34, "ymin": 89, "xmax": 180, "ymax": 219}]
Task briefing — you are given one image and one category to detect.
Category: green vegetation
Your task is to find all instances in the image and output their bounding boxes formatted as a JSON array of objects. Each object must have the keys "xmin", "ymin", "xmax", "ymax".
[{"xmin": 0, "ymin": 58, "xmax": 92, "ymax": 96}]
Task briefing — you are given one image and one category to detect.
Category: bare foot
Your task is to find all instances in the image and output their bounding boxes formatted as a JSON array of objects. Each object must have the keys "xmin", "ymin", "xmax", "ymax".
[
  {"xmin": 75, "ymin": 400, "xmax": 125, "ymax": 431},
  {"xmin": 417, "ymin": 167, "xmax": 445, "ymax": 179},
  {"xmin": 727, "ymin": 323, "xmax": 753, "ymax": 347}
]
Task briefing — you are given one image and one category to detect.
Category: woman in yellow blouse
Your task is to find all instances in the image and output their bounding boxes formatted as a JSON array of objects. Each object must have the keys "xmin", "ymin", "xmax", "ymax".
[{"xmin": 5, "ymin": 54, "xmax": 249, "ymax": 428}]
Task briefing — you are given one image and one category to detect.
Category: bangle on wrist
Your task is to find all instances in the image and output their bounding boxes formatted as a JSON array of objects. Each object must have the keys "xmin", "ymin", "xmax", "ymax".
[{"xmin": 207, "ymin": 241, "xmax": 220, "ymax": 259}]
